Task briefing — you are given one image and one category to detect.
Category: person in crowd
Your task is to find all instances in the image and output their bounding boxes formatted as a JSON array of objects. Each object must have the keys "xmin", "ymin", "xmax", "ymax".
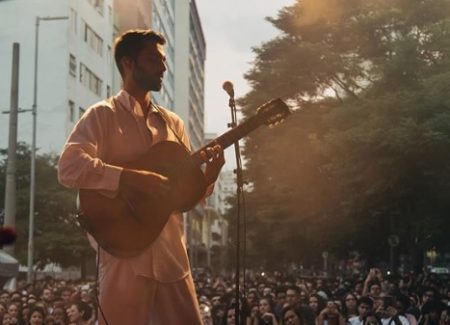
[
  {"xmin": 342, "ymin": 292, "xmax": 359, "ymax": 320},
  {"xmin": 274, "ymin": 288, "xmax": 287, "ymax": 319},
  {"xmin": 440, "ymin": 306, "xmax": 450, "ymax": 325},
  {"xmin": 408, "ymin": 294, "xmax": 422, "ymax": 321},
  {"xmin": 418, "ymin": 299, "xmax": 445, "ymax": 325},
  {"xmin": 67, "ymin": 301, "xmax": 92, "ymax": 325},
  {"xmin": 27, "ymin": 306, "xmax": 46, "ymax": 325},
  {"xmin": 284, "ymin": 287, "xmax": 315, "ymax": 325},
  {"xmin": 212, "ymin": 303, "xmax": 227, "ymax": 325},
  {"xmin": 2, "ymin": 312, "xmax": 16, "ymax": 325},
  {"xmin": 363, "ymin": 269, "xmax": 384, "ymax": 298},
  {"xmin": 282, "ymin": 306, "xmax": 304, "ymax": 325},
  {"xmin": 57, "ymin": 288, "xmax": 72, "ymax": 307},
  {"xmin": 316, "ymin": 300, "xmax": 346, "ymax": 325},
  {"xmin": 224, "ymin": 305, "xmax": 245, "ymax": 325},
  {"xmin": 363, "ymin": 312, "xmax": 382, "ymax": 325},
  {"xmin": 421, "ymin": 289, "xmax": 438, "ymax": 309},
  {"xmin": 0, "ymin": 291, "xmax": 10, "ymax": 307},
  {"xmin": 51, "ymin": 306, "xmax": 68, "ymax": 325},
  {"xmin": 396, "ymin": 294, "xmax": 418, "ymax": 325},
  {"xmin": 308, "ymin": 293, "xmax": 326, "ymax": 317},
  {"xmin": 6, "ymin": 302, "xmax": 21, "ymax": 324},
  {"xmin": 253, "ymin": 296, "xmax": 279, "ymax": 325},
  {"xmin": 286, "ymin": 287, "xmax": 301, "ymax": 309},
  {"xmin": 0, "ymin": 303, "xmax": 7, "ymax": 322},
  {"xmin": 349, "ymin": 296, "xmax": 375, "ymax": 325}
]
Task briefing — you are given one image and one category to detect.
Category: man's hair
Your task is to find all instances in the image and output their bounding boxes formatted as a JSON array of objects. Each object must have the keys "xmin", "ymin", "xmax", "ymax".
[
  {"xmin": 358, "ymin": 296, "xmax": 374, "ymax": 308},
  {"xmin": 72, "ymin": 300, "xmax": 92, "ymax": 321},
  {"xmin": 114, "ymin": 29, "xmax": 166, "ymax": 76},
  {"xmin": 286, "ymin": 286, "xmax": 300, "ymax": 295}
]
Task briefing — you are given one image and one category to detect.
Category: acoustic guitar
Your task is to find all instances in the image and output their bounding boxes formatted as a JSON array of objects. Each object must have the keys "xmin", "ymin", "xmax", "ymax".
[{"xmin": 78, "ymin": 98, "xmax": 290, "ymax": 257}]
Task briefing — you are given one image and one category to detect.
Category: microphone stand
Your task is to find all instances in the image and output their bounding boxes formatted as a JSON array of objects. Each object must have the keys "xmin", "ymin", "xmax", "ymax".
[{"xmin": 226, "ymin": 95, "xmax": 244, "ymax": 325}]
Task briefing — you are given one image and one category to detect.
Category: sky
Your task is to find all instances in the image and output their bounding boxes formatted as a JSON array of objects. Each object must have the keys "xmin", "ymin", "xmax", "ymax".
[{"xmin": 195, "ymin": 0, "xmax": 296, "ymax": 169}]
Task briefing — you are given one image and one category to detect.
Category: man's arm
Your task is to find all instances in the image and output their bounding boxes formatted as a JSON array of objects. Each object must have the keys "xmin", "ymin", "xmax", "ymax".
[
  {"xmin": 58, "ymin": 107, "xmax": 170, "ymax": 198},
  {"xmin": 58, "ymin": 108, "xmax": 123, "ymax": 194}
]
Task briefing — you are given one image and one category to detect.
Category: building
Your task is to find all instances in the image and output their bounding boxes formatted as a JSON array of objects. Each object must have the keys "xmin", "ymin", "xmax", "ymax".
[
  {"xmin": 0, "ymin": 0, "xmax": 217, "ymax": 268},
  {"xmin": 0, "ymin": 0, "xmax": 116, "ymax": 153},
  {"xmin": 187, "ymin": 133, "xmax": 233, "ymax": 269}
]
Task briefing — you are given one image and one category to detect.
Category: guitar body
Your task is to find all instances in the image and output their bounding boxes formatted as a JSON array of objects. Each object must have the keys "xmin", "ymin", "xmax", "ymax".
[
  {"xmin": 77, "ymin": 97, "xmax": 291, "ymax": 258},
  {"xmin": 78, "ymin": 141, "xmax": 207, "ymax": 258}
]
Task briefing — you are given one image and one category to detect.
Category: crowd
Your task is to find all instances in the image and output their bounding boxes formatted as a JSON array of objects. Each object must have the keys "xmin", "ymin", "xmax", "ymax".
[
  {"xmin": 0, "ymin": 267, "xmax": 449, "ymax": 325},
  {"xmin": 194, "ymin": 267, "xmax": 450, "ymax": 325}
]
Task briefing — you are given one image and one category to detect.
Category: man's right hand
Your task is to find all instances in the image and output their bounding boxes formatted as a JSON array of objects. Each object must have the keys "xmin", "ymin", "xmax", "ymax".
[{"xmin": 120, "ymin": 168, "xmax": 171, "ymax": 198}]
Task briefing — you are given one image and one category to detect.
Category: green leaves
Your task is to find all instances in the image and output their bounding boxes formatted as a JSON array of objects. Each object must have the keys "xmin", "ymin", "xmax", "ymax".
[
  {"xmin": 227, "ymin": 0, "xmax": 450, "ymax": 269},
  {"xmin": 0, "ymin": 143, "xmax": 93, "ymax": 270}
]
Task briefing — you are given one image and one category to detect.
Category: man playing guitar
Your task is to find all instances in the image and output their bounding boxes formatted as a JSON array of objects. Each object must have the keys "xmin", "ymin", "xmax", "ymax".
[{"xmin": 58, "ymin": 29, "xmax": 225, "ymax": 325}]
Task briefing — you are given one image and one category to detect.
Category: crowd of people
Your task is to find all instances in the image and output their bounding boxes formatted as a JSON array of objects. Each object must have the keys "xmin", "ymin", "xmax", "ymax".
[
  {"xmin": 194, "ymin": 267, "xmax": 450, "ymax": 325},
  {"xmin": 0, "ymin": 267, "xmax": 449, "ymax": 325}
]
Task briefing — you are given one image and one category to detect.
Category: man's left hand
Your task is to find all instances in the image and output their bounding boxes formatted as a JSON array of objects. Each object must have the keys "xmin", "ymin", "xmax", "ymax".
[{"xmin": 200, "ymin": 144, "xmax": 225, "ymax": 185}]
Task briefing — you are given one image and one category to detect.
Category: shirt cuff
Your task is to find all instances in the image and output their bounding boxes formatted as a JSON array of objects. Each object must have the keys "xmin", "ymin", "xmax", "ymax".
[{"xmin": 98, "ymin": 164, "xmax": 123, "ymax": 198}]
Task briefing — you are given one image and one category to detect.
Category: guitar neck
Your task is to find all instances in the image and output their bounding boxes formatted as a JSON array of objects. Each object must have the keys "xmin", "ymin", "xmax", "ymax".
[{"xmin": 190, "ymin": 113, "xmax": 264, "ymax": 166}]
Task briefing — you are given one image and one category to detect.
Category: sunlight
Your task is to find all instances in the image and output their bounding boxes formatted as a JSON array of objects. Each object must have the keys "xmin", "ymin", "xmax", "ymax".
[{"xmin": 298, "ymin": 0, "xmax": 344, "ymax": 25}]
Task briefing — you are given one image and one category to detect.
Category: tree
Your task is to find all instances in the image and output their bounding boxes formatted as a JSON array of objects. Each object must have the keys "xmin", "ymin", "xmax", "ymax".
[
  {"xmin": 0, "ymin": 143, "xmax": 94, "ymax": 274},
  {"xmin": 227, "ymin": 0, "xmax": 450, "ymax": 270}
]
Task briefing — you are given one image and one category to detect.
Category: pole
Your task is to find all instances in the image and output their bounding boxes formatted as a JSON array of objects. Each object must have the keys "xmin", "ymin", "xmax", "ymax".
[
  {"xmin": 27, "ymin": 17, "xmax": 40, "ymax": 283},
  {"xmin": 27, "ymin": 15, "xmax": 69, "ymax": 284},
  {"xmin": 4, "ymin": 43, "xmax": 20, "ymax": 255}
]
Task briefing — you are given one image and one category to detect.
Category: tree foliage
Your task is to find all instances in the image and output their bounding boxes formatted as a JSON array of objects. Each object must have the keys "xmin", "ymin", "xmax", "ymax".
[
  {"xmin": 0, "ymin": 143, "xmax": 93, "ymax": 269},
  {"xmin": 229, "ymin": 0, "xmax": 450, "ymax": 270}
]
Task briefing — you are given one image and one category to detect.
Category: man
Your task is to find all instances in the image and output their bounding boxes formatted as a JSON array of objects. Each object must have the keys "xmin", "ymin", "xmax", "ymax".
[
  {"xmin": 58, "ymin": 29, "xmax": 225, "ymax": 324},
  {"xmin": 349, "ymin": 297, "xmax": 374, "ymax": 325},
  {"xmin": 286, "ymin": 286, "xmax": 315, "ymax": 325}
]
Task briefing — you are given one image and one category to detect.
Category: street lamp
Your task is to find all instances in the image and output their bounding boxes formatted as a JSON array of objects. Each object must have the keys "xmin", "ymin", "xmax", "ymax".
[{"xmin": 28, "ymin": 15, "xmax": 68, "ymax": 283}]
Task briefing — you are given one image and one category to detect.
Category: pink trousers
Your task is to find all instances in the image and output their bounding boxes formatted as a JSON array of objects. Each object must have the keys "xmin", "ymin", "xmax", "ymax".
[{"xmin": 97, "ymin": 257, "xmax": 202, "ymax": 325}]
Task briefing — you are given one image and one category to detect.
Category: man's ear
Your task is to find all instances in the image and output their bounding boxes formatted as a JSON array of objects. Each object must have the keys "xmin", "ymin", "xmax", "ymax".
[{"xmin": 121, "ymin": 56, "xmax": 134, "ymax": 72}]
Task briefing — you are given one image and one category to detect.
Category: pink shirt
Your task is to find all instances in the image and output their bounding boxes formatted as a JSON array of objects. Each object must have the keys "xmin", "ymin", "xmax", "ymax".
[{"xmin": 58, "ymin": 90, "xmax": 191, "ymax": 282}]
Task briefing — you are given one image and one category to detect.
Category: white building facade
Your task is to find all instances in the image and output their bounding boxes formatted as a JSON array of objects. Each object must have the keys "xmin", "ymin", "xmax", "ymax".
[
  {"xmin": 0, "ymin": 0, "xmax": 220, "ymax": 269},
  {"xmin": 0, "ymin": 0, "xmax": 115, "ymax": 153}
]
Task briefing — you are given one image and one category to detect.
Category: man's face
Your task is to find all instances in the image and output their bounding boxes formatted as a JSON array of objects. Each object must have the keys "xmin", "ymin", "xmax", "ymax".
[
  {"xmin": 423, "ymin": 290, "xmax": 434, "ymax": 304},
  {"xmin": 67, "ymin": 305, "xmax": 81, "ymax": 323},
  {"xmin": 247, "ymin": 292, "xmax": 257, "ymax": 304},
  {"xmin": 286, "ymin": 289, "xmax": 299, "ymax": 307},
  {"xmin": 61, "ymin": 290, "xmax": 71, "ymax": 302},
  {"xmin": 358, "ymin": 303, "xmax": 371, "ymax": 318},
  {"xmin": 276, "ymin": 292, "xmax": 286, "ymax": 306},
  {"xmin": 370, "ymin": 284, "xmax": 381, "ymax": 297},
  {"xmin": 263, "ymin": 287, "xmax": 272, "ymax": 297},
  {"xmin": 132, "ymin": 41, "xmax": 167, "ymax": 92},
  {"xmin": 42, "ymin": 289, "xmax": 52, "ymax": 302},
  {"xmin": 0, "ymin": 293, "xmax": 9, "ymax": 305}
]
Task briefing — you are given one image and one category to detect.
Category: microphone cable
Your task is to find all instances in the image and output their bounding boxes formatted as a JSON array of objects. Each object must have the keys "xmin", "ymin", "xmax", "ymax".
[{"xmin": 95, "ymin": 243, "xmax": 111, "ymax": 325}]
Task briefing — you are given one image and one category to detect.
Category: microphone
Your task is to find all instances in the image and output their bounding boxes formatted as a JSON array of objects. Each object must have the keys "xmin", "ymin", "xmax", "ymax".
[
  {"xmin": 222, "ymin": 81, "xmax": 234, "ymax": 98},
  {"xmin": 0, "ymin": 227, "xmax": 17, "ymax": 245}
]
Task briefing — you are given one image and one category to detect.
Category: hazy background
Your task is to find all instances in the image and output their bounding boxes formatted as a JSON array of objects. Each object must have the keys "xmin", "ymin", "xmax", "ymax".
[{"xmin": 196, "ymin": 0, "xmax": 295, "ymax": 169}]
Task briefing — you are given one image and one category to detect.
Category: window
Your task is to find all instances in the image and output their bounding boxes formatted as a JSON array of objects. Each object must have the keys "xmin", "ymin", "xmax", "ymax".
[
  {"xmin": 107, "ymin": 45, "xmax": 112, "ymax": 65},
  {"xmin": 87, "ymin": 0, "xmax": 104, "ymax": 15},
  {"xmin": 69, "ymin": 54, "xmax": 76, "ymax": 77},
  {"xmin": 79, "ymin": 62, "xmax": 103, "ymax": 96},
  {"xmin": 69, "ymin": 8, "xmax": 77, "ymax": 33},
  {"xmin": 83, "ymin": 21, "xmax": 103, "ymax": 56},
  {"xmin": 79, "ymin": 107, "xmax": 86, "ymax": 118},
  {"xmin": 68, "ymin": 100, "xmax": 75, "ymax": 122},
  {"xmin": 106, "ymin": 85, "xmax": 111, "ymax": 98}
]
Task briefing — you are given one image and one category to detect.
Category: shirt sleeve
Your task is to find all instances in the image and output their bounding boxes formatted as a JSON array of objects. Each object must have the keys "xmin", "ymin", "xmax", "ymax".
[{"xmin": 57, "ymin": 106, "xmax": 123, "ymax": 194}]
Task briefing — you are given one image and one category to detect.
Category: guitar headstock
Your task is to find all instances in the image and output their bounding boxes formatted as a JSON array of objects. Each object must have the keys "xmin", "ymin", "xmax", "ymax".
[{"xmin": 256, "ymin": 98, "xmax": 291, "ymax": 127}]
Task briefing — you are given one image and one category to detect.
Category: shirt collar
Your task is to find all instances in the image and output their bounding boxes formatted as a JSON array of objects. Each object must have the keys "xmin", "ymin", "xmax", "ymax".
[{"xmin": 116, "ymin": 89, "xmax": 158, "ymax": 116}]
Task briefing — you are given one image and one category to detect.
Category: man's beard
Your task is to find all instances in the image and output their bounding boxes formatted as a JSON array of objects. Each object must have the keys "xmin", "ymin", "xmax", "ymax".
[{"xmin": 133, "ymin": 68, "xmax": 162, "ymax": 92}]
